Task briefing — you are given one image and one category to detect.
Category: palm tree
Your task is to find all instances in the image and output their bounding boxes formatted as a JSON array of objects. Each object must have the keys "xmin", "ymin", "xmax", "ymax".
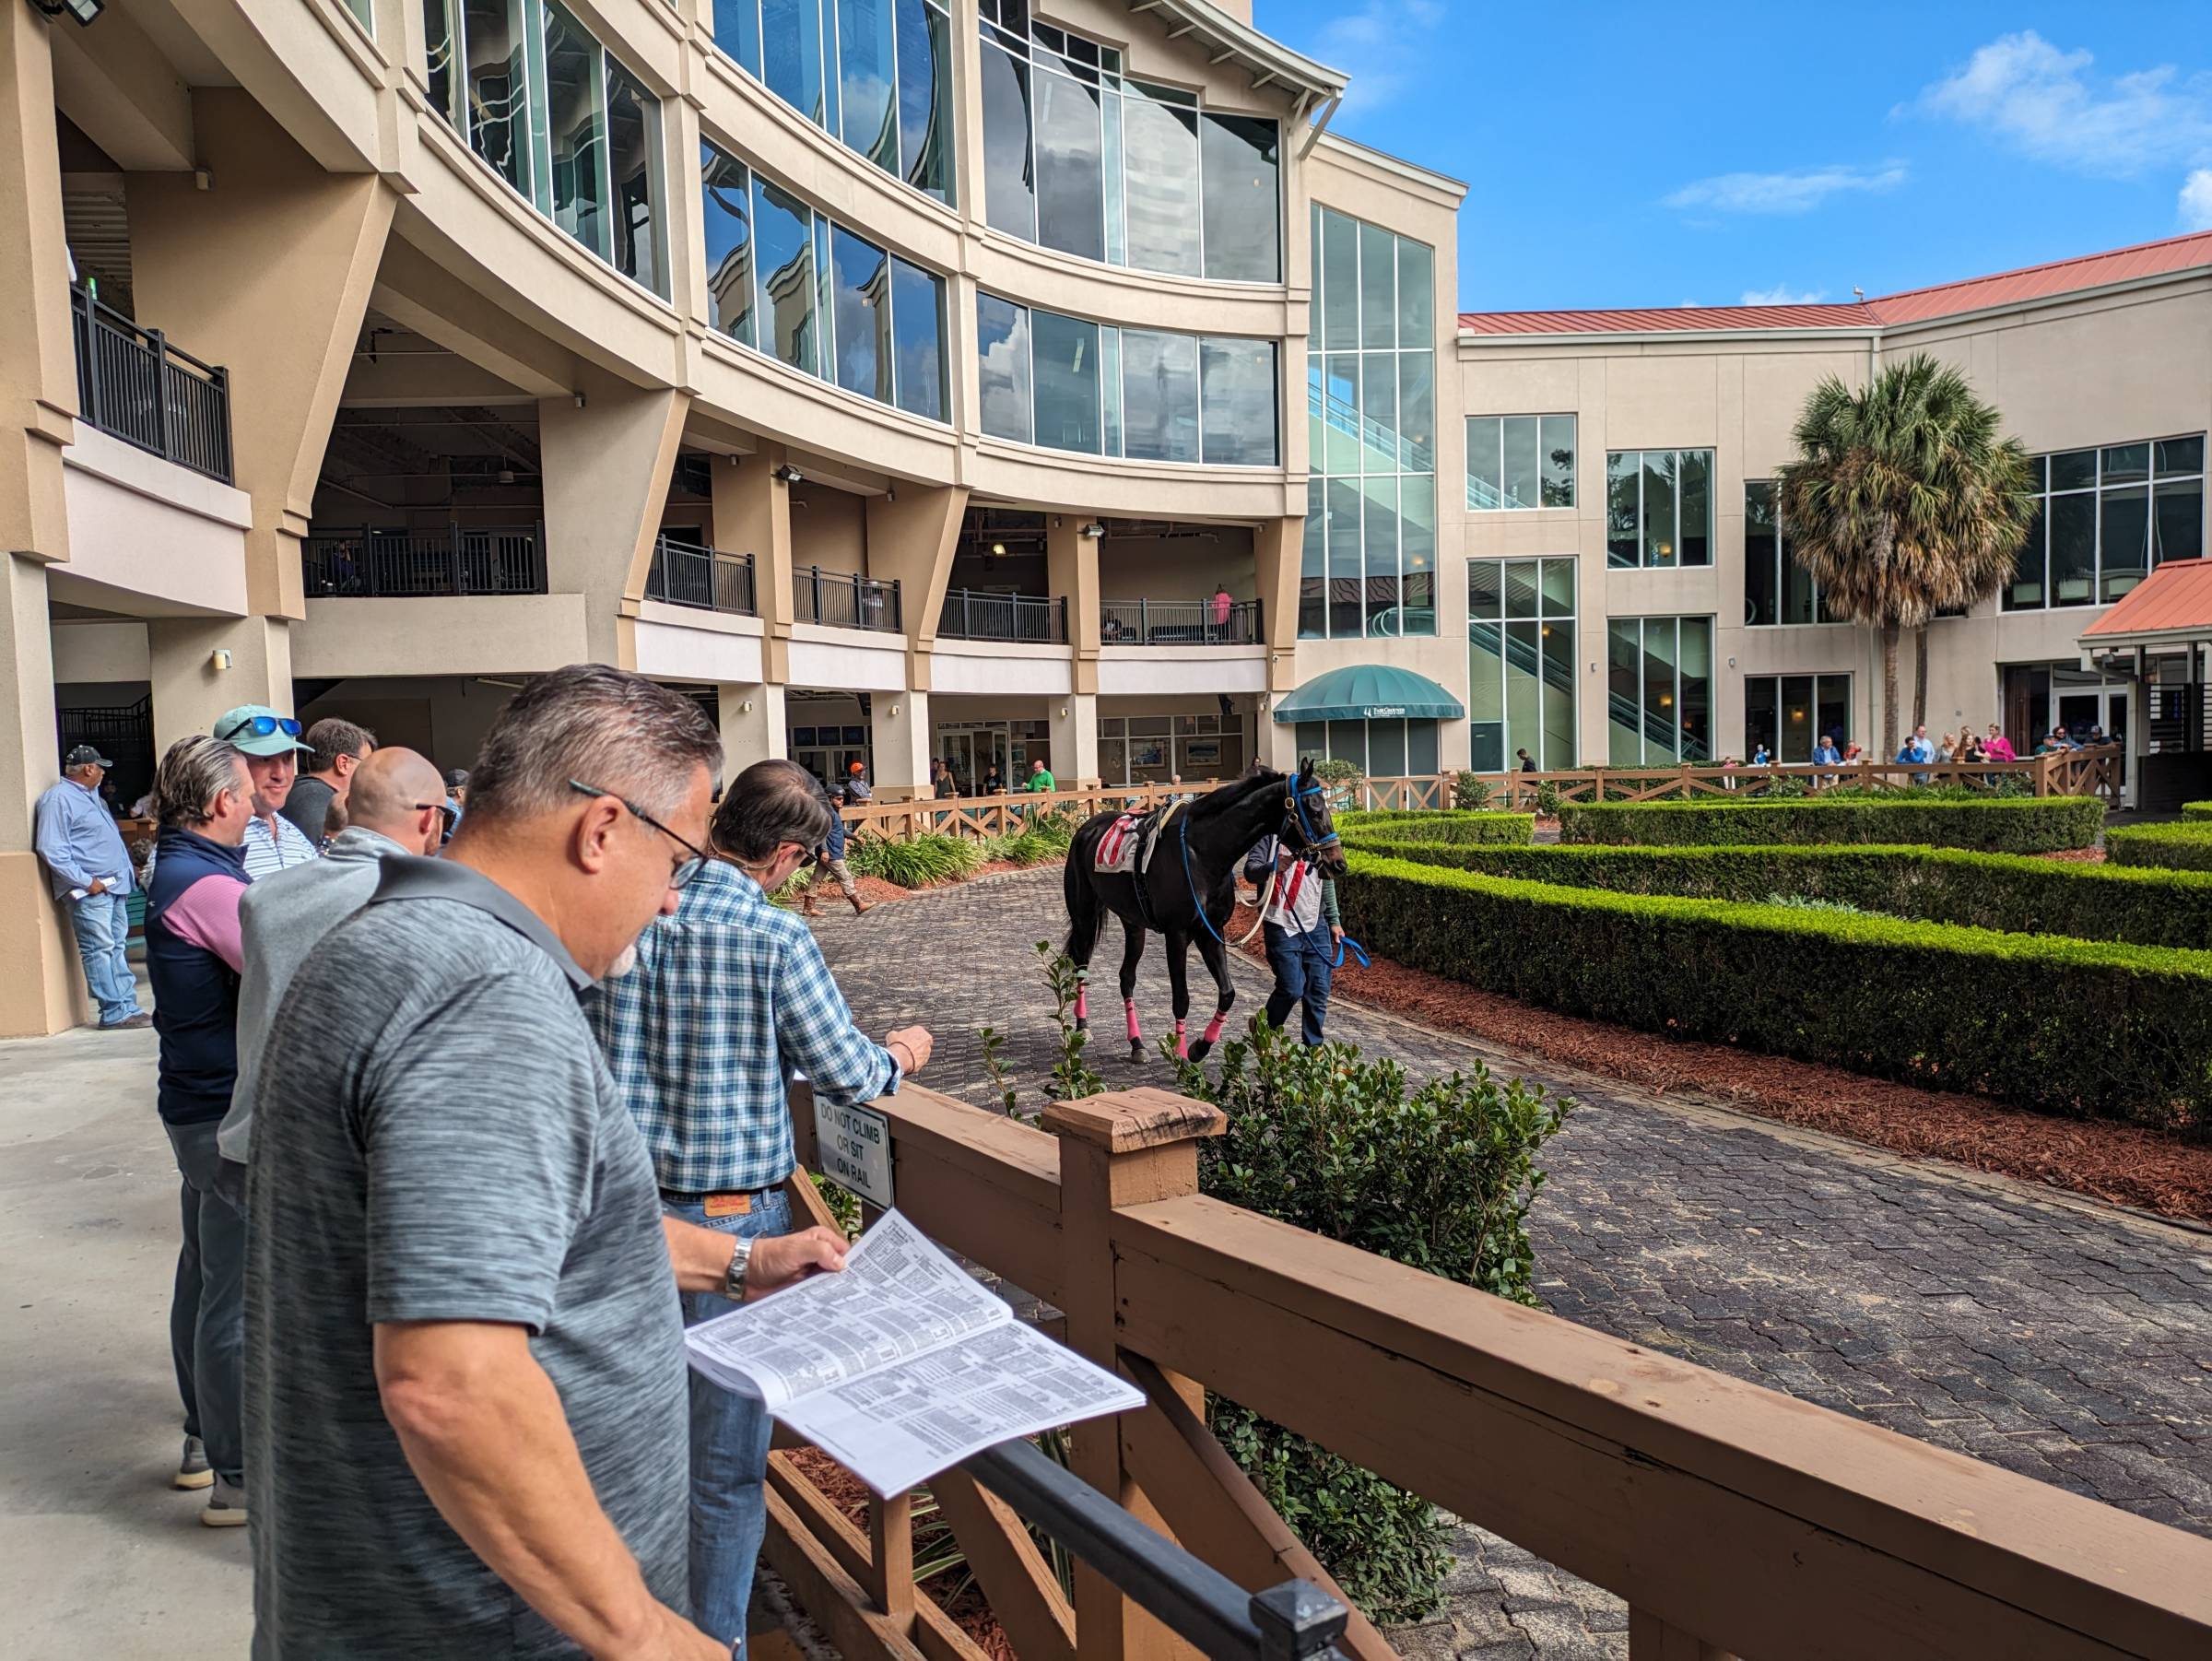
[{"xmin": 1778, "ymin": 355, "xmax": 2036, "ymax": 757}]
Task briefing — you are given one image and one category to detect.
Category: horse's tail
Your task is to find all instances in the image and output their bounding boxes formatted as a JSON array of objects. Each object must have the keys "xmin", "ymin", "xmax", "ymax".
[{"xmin": 1064, "ymin": 823, "xmax": 1102, "ymax": 966}]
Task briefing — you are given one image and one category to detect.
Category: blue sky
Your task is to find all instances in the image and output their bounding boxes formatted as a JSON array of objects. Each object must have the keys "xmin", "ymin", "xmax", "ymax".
[{"xmin": 1252, "ymin": 1, "xmax": 2212, "ymax": 313}]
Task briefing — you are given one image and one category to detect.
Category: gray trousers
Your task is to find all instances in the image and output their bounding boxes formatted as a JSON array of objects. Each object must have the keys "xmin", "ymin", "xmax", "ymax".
[{"xmin": 165, "ymin": 1117, "xmax": 246, "ymax": 1483}]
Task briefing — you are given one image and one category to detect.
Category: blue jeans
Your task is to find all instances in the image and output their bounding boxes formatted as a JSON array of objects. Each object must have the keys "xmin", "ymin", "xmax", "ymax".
[
  {"xmin": 1263, "ymin": 922, "xmax": 1335, "ymax": 1046},
  {"xmin": 69, "ymin": 889, "xmax": 140, "ymax": 1025},
  {"xmin": 165, "ymin": 1117, "xmax": 245, "ymax": 1483},
  {"xmin": 665, "ymin": 1188, "xmax": 794, "ymax": 1649}
]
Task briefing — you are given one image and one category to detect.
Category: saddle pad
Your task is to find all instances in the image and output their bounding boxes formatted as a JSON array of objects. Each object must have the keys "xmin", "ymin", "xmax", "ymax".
[{"xmin": 1094, "ymin": 813, "xmax": 1143, "ymax": 875}]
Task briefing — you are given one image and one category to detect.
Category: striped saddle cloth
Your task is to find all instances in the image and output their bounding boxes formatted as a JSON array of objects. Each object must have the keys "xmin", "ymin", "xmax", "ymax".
[{"xmin": 1094, "ymin": 813, "xmax": 1146, "ymax": 875}]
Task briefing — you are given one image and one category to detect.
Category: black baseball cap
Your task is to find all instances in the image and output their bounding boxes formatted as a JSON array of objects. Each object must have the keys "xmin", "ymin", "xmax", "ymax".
[{"xmin": 65, "ymin": 745, "xmax": 114, "ymax": 769}]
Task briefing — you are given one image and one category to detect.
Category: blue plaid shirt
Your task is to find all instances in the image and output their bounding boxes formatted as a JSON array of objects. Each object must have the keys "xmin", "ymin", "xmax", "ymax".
[{"xmin": 587, "ymin": 860, "xmax": 900, "ymax": 1193}]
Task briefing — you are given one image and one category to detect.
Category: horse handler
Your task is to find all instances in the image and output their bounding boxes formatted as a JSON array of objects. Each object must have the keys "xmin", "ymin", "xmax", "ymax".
[{"xmin": 1244, "ymin": 831, "xmax": 1343, "ymax": 1045}]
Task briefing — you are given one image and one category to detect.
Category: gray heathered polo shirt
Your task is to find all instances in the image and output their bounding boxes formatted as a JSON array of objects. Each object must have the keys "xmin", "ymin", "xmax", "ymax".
[{"xmin": 242, "ymin": 854, "xmax": 688, "ymax": 1658}]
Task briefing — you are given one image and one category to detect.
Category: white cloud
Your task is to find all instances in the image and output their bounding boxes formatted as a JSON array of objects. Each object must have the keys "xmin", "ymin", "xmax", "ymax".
[
  {"xmin": 1316, "ymin": 0, "xmax": 1445, "ymax": 112},
  {"xmin": 1914, "ymin": 30, "xmax": 2212, "ymax": 175},
  {"xmin": 1665, "ymin": 164, "xmax": 1906, "ymax": 216},
  {"xmin": 2183, "ymin": 170, "xmax": 2212, "ymax": 230},
  {"xmin": 1739, "ymin": 285, "xmax": 1829, "ymax": 306}
]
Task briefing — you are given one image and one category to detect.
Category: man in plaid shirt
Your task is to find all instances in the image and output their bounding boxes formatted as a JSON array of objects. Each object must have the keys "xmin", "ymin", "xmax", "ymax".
[{"xmin": 590, "ymin": 759, "xmax": 932, "ymax": 1650}]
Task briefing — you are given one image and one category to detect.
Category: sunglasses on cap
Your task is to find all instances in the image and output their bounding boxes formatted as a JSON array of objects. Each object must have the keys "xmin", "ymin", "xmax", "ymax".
[{"xmin": 217, "ymin": 713, "xmax": 304, "ymax": 741}]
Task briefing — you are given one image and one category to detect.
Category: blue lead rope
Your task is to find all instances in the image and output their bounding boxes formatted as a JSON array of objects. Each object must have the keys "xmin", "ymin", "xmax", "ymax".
[{"xmin": 1330, "ymin": 935, "xmax": 1370, "ymax": 969}]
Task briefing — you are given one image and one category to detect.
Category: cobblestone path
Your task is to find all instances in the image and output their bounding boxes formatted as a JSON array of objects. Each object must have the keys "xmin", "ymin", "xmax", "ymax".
[{"xmin": 812, "ymin": 869, "xmax": 2212, "ymax": 1659}]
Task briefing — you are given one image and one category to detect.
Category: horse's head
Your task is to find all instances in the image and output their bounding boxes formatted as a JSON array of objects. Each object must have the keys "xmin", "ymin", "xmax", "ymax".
[{"xmin": 1283, "ymin": 758, "xmax": 1347, "ymax": 877}]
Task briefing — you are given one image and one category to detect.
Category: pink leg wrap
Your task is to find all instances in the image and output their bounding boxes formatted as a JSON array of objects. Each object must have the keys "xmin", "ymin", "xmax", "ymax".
[
  {"xmin": 1202, "ymin": 1011, "xmax": 1227, "ymax": 1045},
  {"xmin": 1075, "ymin": 987, "xmax": 1088, "ymax": 1023},
  {"xmin": 1124, "ymin": 999, "xmax": 1141, "ymax": 1042},
  {"xmin": 1174, "ymin": 1019, "xmax": 1189, "ymax": 1059}
]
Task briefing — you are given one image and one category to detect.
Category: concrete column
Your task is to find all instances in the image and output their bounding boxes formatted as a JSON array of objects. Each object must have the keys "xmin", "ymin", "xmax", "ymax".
[
  {"xmin": 147, "ymin": 615, "xmax": 296, "ymax": 760},
  {"xmin": 716, "ymin": 680, "xmax": 786, "ymax": 782},
  {"xmin": 0, "ymin": 0, "xmax": 76, "ymax": 569},
  {"xmin": 1255, "ymin": 713, "xmax": 1300, "ymax": 772},
  {"xmin": 126, "ymin": 90, "xmax": 397, "ymax": 620},
  {"xmin": 1047, "ymin": 689, "xmax": 1100, "ymax": 788},
  {"xmin": 711, "ymin": 448, "xmax": 794, "ymax": 680},
  {"xmin": 1253, "ymin": 515, "xmax": 1301, "ymax": 696},
  {"xmin": 542, "ymin": 365, "xmax": 690, "ymax": 667},
  {"xmin": 869, "ymin": 688, "xmax": 930, "ymax": 800},
  {"xmin": 1046, "ymin": 515, "xmax": 1100, "ymax": 695},
  {"xmin": 0, "ymin": 553, "xmax": 84, "ymax": 1036},
  {"xmin": 864, "ymin": 481, "xmax": 966, "ymax": 689}
]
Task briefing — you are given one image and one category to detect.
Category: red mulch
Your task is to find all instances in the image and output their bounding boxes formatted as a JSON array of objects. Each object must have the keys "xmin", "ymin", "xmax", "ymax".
[
  {"xmin": 2038, "ymin": 846, "xmax": 2107, "ymax": 863},
  {"xmin": 1229, "ymin": 903, "xmax": 2212, "ymax": 1225}
]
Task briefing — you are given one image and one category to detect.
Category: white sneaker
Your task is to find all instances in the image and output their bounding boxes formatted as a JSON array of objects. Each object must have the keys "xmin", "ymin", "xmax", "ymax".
[{"xmin": 200, "ymin": 1475, "xmax": 247, "ymax": 1527}]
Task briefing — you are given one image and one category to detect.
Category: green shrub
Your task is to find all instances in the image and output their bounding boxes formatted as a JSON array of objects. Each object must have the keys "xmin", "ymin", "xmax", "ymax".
[
  {"xmin": 2107, "ymin": 821, "xmax": 2212, "ymax": 873},
  {"xmin": 2183, "ymin": 802, "xmax": 2212, "ymax": 821},
  {"xmin": 847, "ymin": 831, "xmax": 980, "ymax": 888},
  {"xmin": 1337, "ymin": 809, "xmax": 1535, "ymax": 846},
  {"xmin": 1338, "ymin": 851, "xmax": 2212, "ymax": 1133},
  {"xmin": 1450, "ymin": 771, "xmax": 1493, "ymax": 811},
  {"xmin": 1342, "ymin": 839, "xmax": 2212, "ymax": 949},
  {"xmin": 1558, "ymin": 796, "xmax": 2102, "ymax": 853},
  {"xmin": 1166, "ymin": 1021, "xmax": 1570, "ymax": 1622},
  {"xmin": 1533, "ymin": 780, "xmax": 1564, "ymax": 818}
]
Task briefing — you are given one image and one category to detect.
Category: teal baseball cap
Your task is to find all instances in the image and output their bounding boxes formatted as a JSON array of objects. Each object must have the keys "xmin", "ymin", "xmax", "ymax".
[{"xmin": 214, "ymin": 704, "xmax": 313, "ymax": 758}]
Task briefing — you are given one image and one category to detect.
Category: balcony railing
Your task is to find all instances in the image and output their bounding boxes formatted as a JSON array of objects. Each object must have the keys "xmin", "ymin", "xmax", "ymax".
[
  {"xmin": 302, "ymin": 524, "xmax": 547, "ymax": 597},
  {"xmin": 937, "ymin": 587, "xmax": 1067, "ymax": 644},
  {"xmin": 794, "ymin": 565, "xmax": 901, "ymax": 632},
  {"xmin": 646, "ymin": 536, "xmax": 758, "ymax": 615},
  {"xmin": 1100, "ymin": 597, "xmax": 1261, "ymax": 646},
  {"xmin": 71, "ymin": 286, "xmax": 233, "ymax": 483}
]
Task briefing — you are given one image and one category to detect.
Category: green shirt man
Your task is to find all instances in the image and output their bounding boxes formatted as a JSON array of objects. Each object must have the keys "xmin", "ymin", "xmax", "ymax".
[{"xmin": 1027, "ymin": 760, "xmax": 1055, "ymax": 792}]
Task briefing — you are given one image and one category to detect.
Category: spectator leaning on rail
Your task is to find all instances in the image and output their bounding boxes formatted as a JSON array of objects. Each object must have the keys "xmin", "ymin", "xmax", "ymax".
[
  {"xmin": 241, "ymin": 665, "xmax": 847, "ymax": 1660},
  {"xmin": 278, "ymin": 716, "xmax": 375, "ymax": 846},
  {"xmin": 143, "ymin": 734, "xmax": 257, "ymax": 1522},
  {"xmin": 217, "ymin": 747, "xmax": 448, "ymax": 1174},
  {"xmin": 206, "ymin": 704, "xmax": 319, "ymax": 878},
  {"xmin": 590, "ymin": 756, "xmax": 933, "ymax": 1647},
  {"xmin": 33, "ymin": 743, "xmax": 149, "ymax": 1029}
]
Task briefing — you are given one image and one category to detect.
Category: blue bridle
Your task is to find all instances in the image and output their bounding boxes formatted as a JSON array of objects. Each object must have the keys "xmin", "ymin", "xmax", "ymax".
[{"xmin": 1181, "ymin": 776, "xmax": 1342, "ymax": 948}]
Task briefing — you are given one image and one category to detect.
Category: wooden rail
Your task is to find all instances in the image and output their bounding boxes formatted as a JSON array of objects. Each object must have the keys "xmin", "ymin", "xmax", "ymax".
[{"xmin": 765, "ymin": 1081, "xmax": 2211, "ymax": 1661}]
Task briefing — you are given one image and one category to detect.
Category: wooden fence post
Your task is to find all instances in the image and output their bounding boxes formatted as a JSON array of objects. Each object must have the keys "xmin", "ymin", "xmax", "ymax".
[{"xmin": 1041, "ymin": 1089, "xmax": 1226, "ymax": 1661}]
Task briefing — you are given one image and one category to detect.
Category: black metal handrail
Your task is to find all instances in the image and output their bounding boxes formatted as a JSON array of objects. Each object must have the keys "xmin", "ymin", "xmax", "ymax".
[
  {"xmin": 937, "ymin": 587, "xmax": 1068, "ymax": 644},
  {"xmin": 1100, "ymin": 597, "xmax": 1261, "ymax": 646},
  {"xmin": 302, "ymin": 524, "xmax": 547, "ymax": 597},
  {"xmin": 963, "ymin": 1439, "xmax": 1347, "ymax": 1661},
  {"xmin": 70, "ymin": 286, "xmax": 233, "ymax": 483},
  {"xmin": 794, "ymin": 565, "xmax": 902, "ymax": 632},
  {"xmin": 647, "ymin": 536, "xmax": 758, "ymax": 615}
]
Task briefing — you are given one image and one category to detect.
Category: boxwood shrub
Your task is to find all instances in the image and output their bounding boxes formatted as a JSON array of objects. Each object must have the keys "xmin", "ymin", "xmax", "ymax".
[
  {"xmin": 1556, "ymin": 796, "xmax": 2102, "ymax": 853},
  {"xmin": 1336, "ymin": 838, "xmax": 2212, "ymax": 949},
  {"xmin": 1337, "ymin": 850, "xmax": 2212, "ymax": 1132},
  {"xmin": 1335, "ymin": 808, "xmax": 1535, "ymax": 845},
  {"xmin": 2108, "ymin": 821, "xmax": 2212, "ymax": 873},
  {"xmin": 2183, "ymin": 802, "xmax": 2212, "ymax": 820}
]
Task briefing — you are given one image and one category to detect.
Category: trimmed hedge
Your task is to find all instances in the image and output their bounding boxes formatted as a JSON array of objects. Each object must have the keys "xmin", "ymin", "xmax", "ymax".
[
  {"xmin": 1556, "ymin": 796, "xmax": 2102, "ymax": 853},
  {"xmin": 1335, "ymin": 838, "xmax": 2212, "ymax": 949},
  {"xmin": 1337, "ymin": 851, "xmax": 2212, "ymax": 1132},
  {"xmin": 2108, "ymin": 821, "xmax": 2212, "ymax": 873},
  {"xmin": 2183, "ymin": 802, "xmax": 2212, "ymax": 820},
  {"xmin": 1335, "ymin": 809, "xmax": 1535, "ymax": 846}
]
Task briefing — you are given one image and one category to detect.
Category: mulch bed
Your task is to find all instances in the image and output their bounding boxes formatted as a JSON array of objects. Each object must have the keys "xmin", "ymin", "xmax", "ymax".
[
  {"xmin": 1229, "ymin": 902, "xmax": 2212, "ymax": 1225},
  {"xmin": 2038, "ymin": 847, "xmax": 2107, "ymax": 862}
]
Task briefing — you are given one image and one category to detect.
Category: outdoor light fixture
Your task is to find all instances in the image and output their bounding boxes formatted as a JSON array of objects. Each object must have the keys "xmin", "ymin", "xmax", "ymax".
[
  {"xmin": 772, "ymin": 464, "xmax": 803, "ymax": 484},
  {"xmin": 990, "ymin": 541, "xmax": 1006, "ymax": 557},
  {"xmin": 1079, "ymin": 522, "xmax": 1106, "ymax": 538},
  {"xmin": 209, "ymin": 648, "xmax": 233, "ymax": 671},
  {"xmin": 34, "ymin": 0, "xmax": 104, "ymax": 26}
]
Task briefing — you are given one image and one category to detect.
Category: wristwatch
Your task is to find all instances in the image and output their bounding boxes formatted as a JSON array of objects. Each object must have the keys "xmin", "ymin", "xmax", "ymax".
[{"xmin": 723, "ymin": 1236, "xmax": 754, "ymax": 1301}]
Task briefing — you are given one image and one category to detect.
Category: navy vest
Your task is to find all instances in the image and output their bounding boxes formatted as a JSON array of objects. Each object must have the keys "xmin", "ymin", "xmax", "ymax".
[{"xmin": 147, "ymin": 826, "xmax": 249, "ymax": 1125}]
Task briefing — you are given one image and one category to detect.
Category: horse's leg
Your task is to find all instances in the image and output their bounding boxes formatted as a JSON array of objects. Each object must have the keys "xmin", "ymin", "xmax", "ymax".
[
  {"xmin": 1118, "ymin": 921, "xmax": 1148, "ymax": 1064},
  {"xmin": 1184, "ymin": 929, "xmax": 1236, "ymax": 1064},
  {"xmin": 1165, "ymin": 930, "xmax": 1194, "ymax": 1059}
]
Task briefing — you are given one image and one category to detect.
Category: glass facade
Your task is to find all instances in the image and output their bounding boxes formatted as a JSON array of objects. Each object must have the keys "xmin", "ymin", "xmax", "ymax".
[
  {"xmin": 428, "ymin": 0, "xmax": 668, "ymax": 297},
  {"xmin": 2005, "ymin": 435, "xmax": 2205, "ymax": 610},
  {"xmin": 1467, "ymin": 559, "xmax": 1575, "ymax": 772},
  {"xmin": 1606, "ymin": 449, "xmax": 1712, "ymax": 567},
  {"xmin": 976, "ymin": 4, "xmax": 1279, "ymax": 283},
  {"xmin": 1301, "ymin": 206, "xmax": 1436, "ymax": 639},
  {"xmin": 1744, "ymin": 479, "xmax": 1832, "ymax": 626},
  {"xmin": 700, "ymin": 141, "xmax": 948, "ymax": 420},
  {"xmin": 1098, "ymin": 712, "xmax": 1245, "ymax": 784},
  {"xmin": 710, "ymin": 0, "xmax": 954, "ymax": 204},
  {"xmin": 1291, "ymin": 719, "xmax": 1441, "ymax": 778},
  {"xmin": 1744, "ymin": 674, "xmax": 1852, "ymax": 764},
  {"xmin": 974, "ymin": 293, "xmax": 1277, "ymax": 465},
  {"xmin": 1466, "ymin": 415, "xmax": 1574, "ymax": 510},
  {"xmin": 1606, "ymin": 616, "xmax": 1712, "ymax": 764}
]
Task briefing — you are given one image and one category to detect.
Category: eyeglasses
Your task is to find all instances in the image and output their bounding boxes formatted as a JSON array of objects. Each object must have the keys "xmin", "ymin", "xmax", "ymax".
[
  {"xmin": 217, "ymin": 713, "xmax": 303, "ymax": 742},
  {"xmin": 569, "ymin": 780, "xmax": 710, "ymax": 890}
]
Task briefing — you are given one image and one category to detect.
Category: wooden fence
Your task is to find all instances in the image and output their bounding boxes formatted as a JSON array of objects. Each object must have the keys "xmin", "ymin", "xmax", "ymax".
[
  {"xmin": 838, "ymin": 747, "xmax": 2122, "ymax": 842},
  {"xmin": 763, "ymin": 1081, "xmax": 2212, "ymax": 1661}
]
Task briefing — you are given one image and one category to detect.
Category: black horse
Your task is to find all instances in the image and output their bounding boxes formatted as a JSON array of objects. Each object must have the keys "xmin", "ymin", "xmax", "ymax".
[{"xmin": 1063, "ymin": 761, "xmax": 1347, "ymax": 1064}]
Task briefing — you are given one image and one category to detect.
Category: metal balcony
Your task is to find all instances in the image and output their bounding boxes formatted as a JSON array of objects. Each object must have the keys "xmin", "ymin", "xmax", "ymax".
[
  {"xmin": 1100, "ymin": 597, "xmax": 1261, "ymax": 646},
  {"xmin": 71, "ymin": 286, "xmax": 233, "ymax": 484}
]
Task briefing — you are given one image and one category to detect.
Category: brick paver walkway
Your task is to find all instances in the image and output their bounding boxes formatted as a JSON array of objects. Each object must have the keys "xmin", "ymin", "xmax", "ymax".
[{"xmin": 812, "ymin": 869, "xmax": 2212, "ymax": 1658}]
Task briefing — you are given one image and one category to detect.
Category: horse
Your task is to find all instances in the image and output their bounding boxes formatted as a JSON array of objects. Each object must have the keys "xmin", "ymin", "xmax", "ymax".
[{"xmin": 1062, "ymin": 760, "xmax": 1347, "ymax": 1065}]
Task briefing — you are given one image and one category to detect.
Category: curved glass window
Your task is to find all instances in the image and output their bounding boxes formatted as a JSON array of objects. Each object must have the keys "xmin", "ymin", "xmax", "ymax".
[
  {"xmin": 712, "ymin": 0, "xmax": 954, "ymax": 206},
  {"xmin": 699, "ymin": 141, "xmax": 948, "ymax": 420},
  {"xmin": 974, "ymin": 6, "xmax": 1278, "ymax": 284},
  {"xmin": 977, "ymin": 292, "xmax": 1276, "ymax": 466}
]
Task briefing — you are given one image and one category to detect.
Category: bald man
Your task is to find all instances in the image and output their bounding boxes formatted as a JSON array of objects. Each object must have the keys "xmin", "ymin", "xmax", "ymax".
[{"xmin": 218, "ymin": 747, "xmax": 451, "ymax": 1168}]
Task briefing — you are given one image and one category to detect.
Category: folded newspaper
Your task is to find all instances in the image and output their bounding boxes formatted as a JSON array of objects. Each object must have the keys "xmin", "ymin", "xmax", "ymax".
[{"xmin": 685, "ymin": 1209, "xmax": 1143, "ymax": 1496}]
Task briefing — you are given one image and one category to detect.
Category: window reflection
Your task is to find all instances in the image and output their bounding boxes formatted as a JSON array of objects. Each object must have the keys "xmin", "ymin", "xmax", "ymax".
[
  {"xmin": 700, "ymin": 144, "xmax": 755, "ymax": 348},
  {"xmin": 463, "ymin": 0, "xmax": 529, "ymax": 194},
  {"xmin": 605, "ymin": 62, "xmax": 665, "ymax": 298},
  {"xmin": 976, "ymin": 294, "xmax": 1032, "ymax": 443},
  {"xmin": 1604, "ymin": 450, "xmax": 1712, "ymax": 569},
  {"xmin": 543, "ymin": 2, "xmax": 608, "ymax": 261},
  {"xmin": 2006, "ymin": 435, "xmax": 2205, "ymax": 612}
]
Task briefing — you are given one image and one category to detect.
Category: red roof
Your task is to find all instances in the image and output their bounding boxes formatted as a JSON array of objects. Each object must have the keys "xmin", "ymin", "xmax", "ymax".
[
  {"xmin": 1460, "ymin": 229, "xmax": 2212, "ymax": 337},
  {"xmin": 2082, "ymin": 560, "xmax": 2212, "ymax": 639}
]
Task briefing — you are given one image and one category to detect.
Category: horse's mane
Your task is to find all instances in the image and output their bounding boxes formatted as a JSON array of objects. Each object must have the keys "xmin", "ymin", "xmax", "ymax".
[{"xmin": 1182, "ymin": 768, "xmax": 1287, "ymax": 822}]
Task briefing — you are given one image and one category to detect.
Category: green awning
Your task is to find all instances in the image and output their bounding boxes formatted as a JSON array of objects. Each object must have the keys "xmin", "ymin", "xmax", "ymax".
[{"xmin": 1272, "ymin": 664, "xmax": 1465, "ymax": 723}]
